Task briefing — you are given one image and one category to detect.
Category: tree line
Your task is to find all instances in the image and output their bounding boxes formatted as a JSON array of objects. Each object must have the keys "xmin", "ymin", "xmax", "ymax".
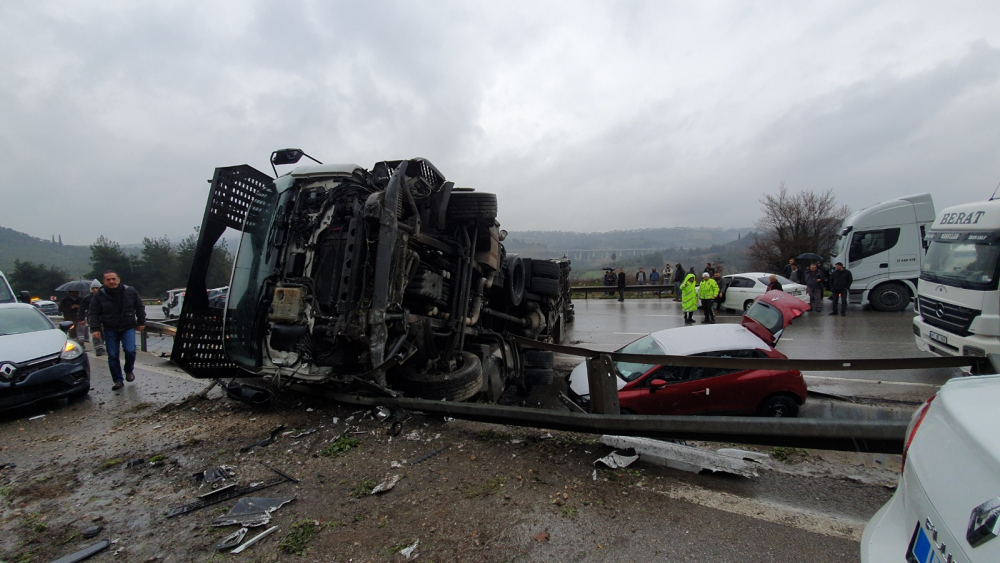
[{"xmin": 8, "ymin": 230, "xmax": 233, "ymax": 299}]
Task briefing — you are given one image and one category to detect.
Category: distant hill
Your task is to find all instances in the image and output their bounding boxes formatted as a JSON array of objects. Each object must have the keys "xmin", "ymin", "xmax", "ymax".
[{"xmin": 0, "ymin": 226, "xmax": 93, "ymax": 276}]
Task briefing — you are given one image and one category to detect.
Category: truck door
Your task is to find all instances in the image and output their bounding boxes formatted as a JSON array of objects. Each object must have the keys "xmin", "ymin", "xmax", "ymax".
[{"xmin": 848, "ymin": 228, "xmax": 900, "ymax": 285}]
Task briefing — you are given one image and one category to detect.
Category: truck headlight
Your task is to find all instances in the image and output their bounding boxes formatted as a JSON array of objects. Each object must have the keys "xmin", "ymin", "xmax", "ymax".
[{"xmin": 60, "ymin": 339, "xmax": 83, "ymax": 360}]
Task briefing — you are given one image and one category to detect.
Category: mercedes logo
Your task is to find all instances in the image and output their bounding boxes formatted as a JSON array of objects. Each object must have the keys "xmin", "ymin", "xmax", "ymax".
[
  {"xmin": 0, "ymin": 362, "xmax": 15, "ymax": 378},
  {"xmin": 935, "ymin": 303, "xmax": 946, "ymax": 319}
]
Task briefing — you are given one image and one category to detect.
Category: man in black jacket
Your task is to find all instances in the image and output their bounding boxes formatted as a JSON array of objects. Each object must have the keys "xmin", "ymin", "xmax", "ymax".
[
  {"xmin": 829, "ymin": 262, "xmax": 853, "ymax": 316},
  {"xmin": 89, "ymin": 271, "xmax": 146, "ymax": 390},
  {"xmin": 617, "ymin": 268, "xmax": 627, "ymax": 302}
]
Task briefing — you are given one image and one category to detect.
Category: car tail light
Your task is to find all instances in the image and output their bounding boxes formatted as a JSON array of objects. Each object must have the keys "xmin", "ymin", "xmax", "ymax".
[{"xmin": 901, "ymin": 394, "xmax": 936, "ymax": 473}]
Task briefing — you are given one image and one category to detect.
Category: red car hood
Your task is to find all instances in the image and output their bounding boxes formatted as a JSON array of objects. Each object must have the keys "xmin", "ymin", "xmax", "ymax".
[{"xmin": 741, "ymin": 290, "xmax": 811, "ymax": 346}]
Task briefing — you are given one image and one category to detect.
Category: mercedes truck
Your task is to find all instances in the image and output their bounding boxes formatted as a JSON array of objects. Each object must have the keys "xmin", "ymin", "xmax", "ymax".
[
  {"xmin": 914, "ymin": 199, "xmax": 1000, "ymax": 358},
  {"xmin": 830, "ymin": 193, "xmax": 935, "ymax": 311}
]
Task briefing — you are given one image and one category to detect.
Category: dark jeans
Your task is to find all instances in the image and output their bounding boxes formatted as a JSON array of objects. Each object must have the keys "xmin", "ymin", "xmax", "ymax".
[
  {"xmin": 701, "ymin": 299, "xmax": 716, "ymax": 322},
  {"xmin": 104, "ymin": 328, "xmax": 136, "ymax": 384},
  {"xmin": 834, "ymin": 290, "xmax": 848, "ymax": 314},
  {"xmin": 618, "ymin": 286, "xmax": 625, "ymax": 301}
]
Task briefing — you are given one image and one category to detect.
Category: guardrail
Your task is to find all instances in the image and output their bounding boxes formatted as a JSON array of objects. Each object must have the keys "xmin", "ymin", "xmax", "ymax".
[{"xmin": 572, "ymin": 284, "xmax": 677, "ymax": 299}]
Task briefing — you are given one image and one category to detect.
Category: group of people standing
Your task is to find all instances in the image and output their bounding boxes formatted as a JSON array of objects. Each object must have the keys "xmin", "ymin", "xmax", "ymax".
[
  {"xmin": 782, "ymin": 257, "xmax": 854, "ymax": 316},
  {"xmin": 57, "ymin": 270, "xmax": 147, "ymax": 391}
]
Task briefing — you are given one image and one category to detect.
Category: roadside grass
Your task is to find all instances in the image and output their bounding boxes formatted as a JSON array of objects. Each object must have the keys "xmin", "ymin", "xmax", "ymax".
[
  {"xmin": 320, "ymin": 436, "xmax": 360, "ymax": 457},
  {"xmin": 461, "ymin": 476, "xmax": 505, "ymax": 499},
  {"xmin": 278, "ymin": 519, "xmax": 322, "ymax": 556}
]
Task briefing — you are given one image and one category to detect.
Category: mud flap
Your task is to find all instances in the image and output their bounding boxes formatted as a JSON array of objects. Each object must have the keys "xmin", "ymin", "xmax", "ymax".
[{"xmin": 171, "ymin": 165, "xmax": 273, "ymax": 379}]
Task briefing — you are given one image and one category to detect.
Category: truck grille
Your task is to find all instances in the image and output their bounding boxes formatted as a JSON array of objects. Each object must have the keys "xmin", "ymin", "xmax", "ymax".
[{"xmin": 918, "ymin": 296, "xmax": 979, "ymax": 337}]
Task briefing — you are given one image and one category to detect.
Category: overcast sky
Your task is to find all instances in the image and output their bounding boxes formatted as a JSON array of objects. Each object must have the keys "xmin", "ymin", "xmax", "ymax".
[{"xmin": 2, "ymin": 1, "xmax": 999, "ymax": 245}]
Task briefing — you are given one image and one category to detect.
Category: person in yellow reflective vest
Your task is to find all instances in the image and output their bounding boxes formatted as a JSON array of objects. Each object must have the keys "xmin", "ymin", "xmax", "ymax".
[
  {"xmin": 697, "ymin": 272, "xmax": 719, "ymax": 324},
  {"xmin": 681, "ymin": 273, "xmax": 698, "ymax": 324}
]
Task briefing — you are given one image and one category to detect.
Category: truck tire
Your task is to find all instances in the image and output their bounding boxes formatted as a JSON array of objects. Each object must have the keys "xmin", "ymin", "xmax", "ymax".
[
  {"xmin": 524, "ymin": 368, "xmax": 555, "ymax": 386},
  {"xmin": 523, "ymin": 350, "xmax": 554, "ymax": 369},
  {"xmin": 446, "ymin": 192, "xmax": 498, "ymax": 222},
  {"xmin": 869, "ymin": 283, "xmax": 908, "ymax": 312},
  {"xmin": 531, "ymin": 260, "xmax": 561, "ymax": 279},
  {"xmin": 400, "ymin": 352, "xmax": 483, "ymax": 402},
  {"xmin": 506, "ymin": 254, "xmax": 526, "ymax": 307},
  {"xmin": 528, "ymin": 276, "xmax": 560, "ymax": 297}
]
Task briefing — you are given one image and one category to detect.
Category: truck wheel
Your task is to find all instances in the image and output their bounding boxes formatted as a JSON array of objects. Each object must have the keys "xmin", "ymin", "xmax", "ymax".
[
  {"xmin": 506, "ymin": 254, "xmax": 526, "ymax": 306},
  {"xmin": 531, "ymin": 260, "xmax": 561, "ymax": 279},
  {"xmin": 757, "ymin": 395, "xmax": 799, "ymax": 417},
  {"xmin": 869, "ymin": 283, "xmax": 908, "ymax": 312},
  {"xmin": 446, "ymin": 192, "xmax": 498, "ymax": 222},
  {"xmin": 523, "ymin": 350, "xmax": 554, "ymax": 369},
  {"xmin": 524, "ymin": 368, "xmax": 554, "ymax": 386},
  {"xmin": 529, "ymin": 276, "xmax": 560, "ymax": 297},
  {"xmin": 400, "ymin": 352, "xmax": 483, "ymax": 401}
]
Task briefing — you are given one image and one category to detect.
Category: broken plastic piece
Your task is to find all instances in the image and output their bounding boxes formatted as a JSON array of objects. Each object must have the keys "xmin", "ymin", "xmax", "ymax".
[
  {"xmin": 371, "ymin": 475, "xmax": 400, "ymax": 494},
  {"xmin": 50, "ymin": 539, "xmax": 110, "ymax": 563},
  {"xmin": 195, "ymin": 465, "xmax": 236, "ymax": 483},
  {"xmin": 399, "ymin": 539, "xmax": 419, "ymax": 559},
  {"xmin": 215, "ymin": 527, "xmax": 248, "ymax": 551},
  {"xmin": 198, "ymin": 483, "xmax": 237, "ymax": 498},
  {"xmin": 594, "ymin": 448, "xmax": 639, "ymax": 469},
  {"xmin": 28, "ymin": 414, "xmax": 45, "ymax": 421},
  {"xmin": 374, "ymin": 406, "xmax": 391, "ymax": 421},
  {"xmin": 231, "ymin": 525, "xmax": 279, "ymax": 554},
  {"xmin": 240, "ymin": 425, "xmax": 285, "ymax": 453},
  {"xmin": 166, "ymin": 465, "xmax": 299, "ymax": 518},
  {"xmin": 211, "ymin": 496, "xmax": 296, "ymax": 527}
]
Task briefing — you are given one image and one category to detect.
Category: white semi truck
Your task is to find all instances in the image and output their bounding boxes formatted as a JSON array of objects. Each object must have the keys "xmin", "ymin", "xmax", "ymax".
[
  {"xmin": 914, "ymin": 199, "xmax": 1000, "ymax": 358},
  {"xmin": 830, "ymin": 193, "xmax": 935, "ymax": 312}
]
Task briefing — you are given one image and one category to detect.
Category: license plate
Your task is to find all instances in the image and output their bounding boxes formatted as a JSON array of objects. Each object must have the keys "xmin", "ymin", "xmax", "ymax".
[
  {"xmin": 907, "ymin": 523, "xmax": 943, "ymax": 563},
  {"xmin": 929, "ymin": 331, "xmax": 948, "ymax": 345}
]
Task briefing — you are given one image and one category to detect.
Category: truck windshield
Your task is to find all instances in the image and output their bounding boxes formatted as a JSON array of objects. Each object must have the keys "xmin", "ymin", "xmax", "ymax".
[
  {"xmin": 921, "ymin": 234, "xmax": 1000, "ymax": 291},
  {"xmin": 224, "ymin": 182, "xmax": 284, "ymax": 368}
]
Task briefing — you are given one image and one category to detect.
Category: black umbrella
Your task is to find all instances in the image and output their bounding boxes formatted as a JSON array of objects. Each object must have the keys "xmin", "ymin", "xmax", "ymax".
[
  {"xmin": 55, "ymin": 279, "xmax": 100, "ymax": 292},
  {"xmin": 796, "ymin": 253, "xmax": 824, "ymax": 262}
]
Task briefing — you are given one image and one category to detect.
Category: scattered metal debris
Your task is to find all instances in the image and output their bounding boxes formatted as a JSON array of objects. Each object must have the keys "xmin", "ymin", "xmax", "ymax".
[
  {"xmin": 594, "ymin": 449, "xmax": 639, "ymax": 469},
  {"xmin": 240, "ymin": 425, "xmax": 286, "ymax": 453},
  {"xmin": 216, "ymin": 527, "xmax": 249, "ymax": 551},
  {"xmin": 198, "ymin": 483, "xmax": 237, "ymax": 499},
  {"xmin": 231, "ymin": 525, "xmax": 279, "ymax": 554},
  {"xmin": 81, "ymin": 526, "xmax": 103, "ymax": 539},
  {"xmin": 166, "ymin": 465, "xmax": 299, "ymax": 518},
  {"xmin": 399, "ymin": 539, "xmax": 419, "ymax": 559},
  {"xmin": 289, "ymin": 428, "xmax": 317, "ymax": 439},
  {"xmin": 212, "ymin": 496, "xmax": 296, "ymax": 527},
  {"xmin": 195, "ymin": 465, "xmax": 236, "ymax": 483},
  {"xmin": 410, "ymin": 444, "xmax": 450, "ymax": 466},
  {"xmin": 600, "ymin": 435, "xmax": 767, "ymax": 477},
  {"xmin": 371, "ymin": 475, "xmax": 400, "ymax": 495},
  {"xmin": 373, "ymin": 406, "xmax": 391, "ymax": 421},
  {"xmin": 50, "ymin": 539, "xmax": 110, "ymax": 563}
]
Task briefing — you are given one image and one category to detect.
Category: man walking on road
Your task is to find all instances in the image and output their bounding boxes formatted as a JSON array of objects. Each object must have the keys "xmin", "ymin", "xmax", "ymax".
[
  {"xmin": 697, "ymin": 272, "xmax": 719, "ymax": 323},
  {"xmin": 829, "ymin": 262, "xmax": 853, "ymax": 316},
  {"xmin": 617, "ymin": 268, "xmax": 627, "ymax": 302},
  {"xmin": 89, "ymin": 270, "xmax": 146, "ymax": 391},
  {"xmin": 803, "ymin": 263, "xmax": 824, "ymax": 313}
]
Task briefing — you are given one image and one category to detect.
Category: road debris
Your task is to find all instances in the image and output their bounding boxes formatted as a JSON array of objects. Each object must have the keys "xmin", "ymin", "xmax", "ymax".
[
  {"xmin": 81, "ymin": 525, "xmax": 103, "ymax": 539},
  {"xmin": 594, "ymin": 448, "xmax": 639, "ymax": 469},
  {"xmin": 166, "ymin": 465, "xmax": 299, "ymax": 518},
  {"xmin": 28, "ymin": 414, "xmax": 45, "ymax": 421},
  {"xmin": 215, "ymin": 527, "xmax": 248, "ymax": 551},
  {"xmin": 212, "ymin": 496, "xmax": 296, "ymax": 527},
  {"xmin": 532, "ymin": 531, "xmax": 550, "ymax": 542},
  {"xmin": 240, "ymin": 425, "xmax": 286, "ymax": 453},
  {"xmin": 125, "ymin": 458, "xmax": 146, "ymax": 468},
  {"xmin": 600, "ymin": 435, "xmax": 767, "ymax": 477},
  {"xmin": 371, "ymin": 475, "xmax": 400, "ymax": 494},
  {"xmin": 50, "ymin": 539, "xmax": 110, "ymax": 563},
  {"xmin": 290, "ymin": 428, "xmax": 317, "ymax": 439},
  {"xmin": 230, "ymin": 525, "xmax": 279, "ymax": 554},
  {"xmin": 399, "ymin": 539, "xmax": 419, "ymax": 559},
  {"xmin": 410, "ymin": 444, "xmax": 450, "ymax": 466},
  {"xmin": 195, "ymin": 465, "xmax": 236, "ymax": 483}
]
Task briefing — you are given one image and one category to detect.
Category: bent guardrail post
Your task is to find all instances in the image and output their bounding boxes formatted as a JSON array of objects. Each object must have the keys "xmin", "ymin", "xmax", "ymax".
[{"xmin": 586, "ymin": 354, "xmax": 620, "ymax": 414}]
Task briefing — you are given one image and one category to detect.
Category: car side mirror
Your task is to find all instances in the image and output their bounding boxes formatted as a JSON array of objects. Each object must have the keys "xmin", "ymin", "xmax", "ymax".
[
  {"xmin": 649, "ymin": 378, "xmax": 668, "ymax": 391},
  {"xmin": 58, "ymin": 321, "xmax": 74, "ymax": 333}
]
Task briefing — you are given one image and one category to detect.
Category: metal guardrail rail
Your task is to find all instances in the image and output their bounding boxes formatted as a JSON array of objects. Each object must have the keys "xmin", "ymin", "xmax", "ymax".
[{"xmin": 572, "ymin": 284, "xmax": 676, "ymax": 298}]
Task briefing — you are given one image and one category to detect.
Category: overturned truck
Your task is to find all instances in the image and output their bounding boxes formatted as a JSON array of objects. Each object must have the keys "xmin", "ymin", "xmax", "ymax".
[{"xmin": 172, "ymin": 150, "xmax": 573, "ymax": 402}]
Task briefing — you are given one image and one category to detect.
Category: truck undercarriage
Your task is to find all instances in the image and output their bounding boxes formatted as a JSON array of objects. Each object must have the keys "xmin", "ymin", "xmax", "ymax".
[{"xmin": 171, "ymin": 151, "xmax": 573, "ymax": 403}]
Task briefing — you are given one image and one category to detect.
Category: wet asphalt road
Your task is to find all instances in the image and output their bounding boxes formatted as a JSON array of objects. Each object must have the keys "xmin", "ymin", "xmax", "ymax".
[{"xmin": 563, "ymin": 297, "xmax": 954, "ymax": 405}]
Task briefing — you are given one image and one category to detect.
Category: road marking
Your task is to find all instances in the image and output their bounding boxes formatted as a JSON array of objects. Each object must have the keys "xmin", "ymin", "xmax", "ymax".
[
  {"xmin": 644, "ymin": 482, "xmax": 867, "ymax": 541},
  {"xmin": 803, "ymin": 374, "xmax": 941, "ymax": 388}
]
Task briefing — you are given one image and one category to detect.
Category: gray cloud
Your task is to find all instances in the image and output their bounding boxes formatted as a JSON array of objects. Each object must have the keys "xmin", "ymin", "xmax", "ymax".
[{"xmin": 1, "ymin": 1, "xmax": 999, "ymax": 245}]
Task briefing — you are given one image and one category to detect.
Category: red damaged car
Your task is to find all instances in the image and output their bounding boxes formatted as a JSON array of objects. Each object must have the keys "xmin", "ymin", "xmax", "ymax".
[{"xmin": 567, "ymin": 291, "xmax": 809, "ymax": 417}]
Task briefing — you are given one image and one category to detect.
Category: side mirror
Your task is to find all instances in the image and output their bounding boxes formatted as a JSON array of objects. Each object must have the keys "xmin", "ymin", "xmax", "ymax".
[
  {"xmin": 649, "ymin": 378, "xmax": 668, "ymax": 391},
  {"xmin": 58, "ymin": 321, "xmax": 74, "ymax": 333}
]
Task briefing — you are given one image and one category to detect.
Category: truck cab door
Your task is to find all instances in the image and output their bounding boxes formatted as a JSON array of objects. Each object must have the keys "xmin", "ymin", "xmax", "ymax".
[{"xmin": 848, "ymin": 228, "xmax": 900, "ymax": 284}]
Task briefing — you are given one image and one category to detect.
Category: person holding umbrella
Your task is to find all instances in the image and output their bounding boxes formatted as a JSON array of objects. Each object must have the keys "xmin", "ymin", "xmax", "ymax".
[{"xmin": 78, "ymin": 280, "xmax": 104, "ymax": 355}]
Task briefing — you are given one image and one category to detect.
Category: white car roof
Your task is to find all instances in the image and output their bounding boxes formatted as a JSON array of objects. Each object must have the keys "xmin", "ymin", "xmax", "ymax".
[{"xmin": 647, "ymin": 324, "xmax": 774, "ymax": 355}]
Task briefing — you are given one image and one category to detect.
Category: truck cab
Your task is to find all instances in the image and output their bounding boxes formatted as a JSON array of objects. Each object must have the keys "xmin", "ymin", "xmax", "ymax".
[
  {"xmin": 831, "ymin": 193, "xmax": 934, "ymax": 311},
  {"xmin": 914, "ymin": 199, "xmax": 1000, "ymax": 359}
]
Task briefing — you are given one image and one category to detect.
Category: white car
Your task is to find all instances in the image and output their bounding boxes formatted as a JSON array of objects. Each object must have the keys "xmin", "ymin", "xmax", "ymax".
[
  {"xmin": 861, "ymin": 374, "xmax": 1000, "ymax": 562},
  {"xmin": 721, "ymin": 273, "xmax": 806, "ymax": 312}
]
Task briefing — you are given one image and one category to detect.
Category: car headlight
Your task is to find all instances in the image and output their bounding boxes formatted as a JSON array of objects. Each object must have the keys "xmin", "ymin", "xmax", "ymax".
[{"xmin": 60, "ymin": 339, "xmax": 83, "ymax": 360}]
